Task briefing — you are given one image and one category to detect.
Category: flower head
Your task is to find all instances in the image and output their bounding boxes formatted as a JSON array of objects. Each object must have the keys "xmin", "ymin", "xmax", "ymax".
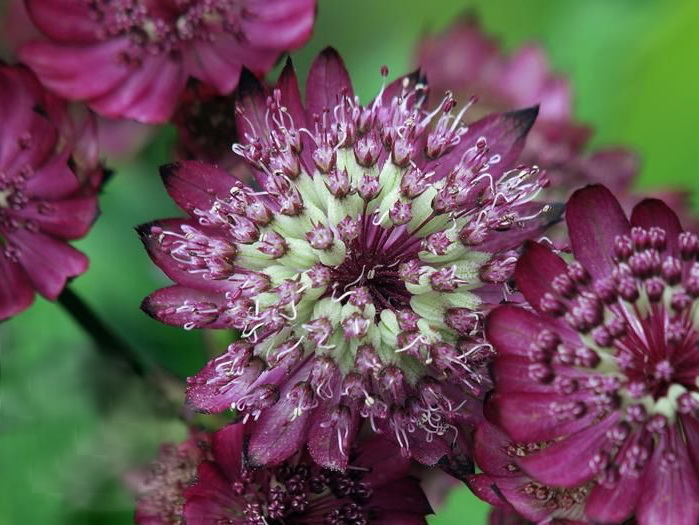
[
  {"xmin": 488, "ymin": 185, "xmax": 699, "ymax": 525},
  {"xmin": 0, "ymin": 64, "xmax": 103, "ymax": 320},
  {"xmin": 137, "ymin": 424, "xmax": 432, "ymax": 525},
  {"xmin": 19, "ymin": 0, "xmax": 317, "ymax": 123},
  {"xmin": 139, "ymin": 49, "xmax": 555, "ymax": 468}
]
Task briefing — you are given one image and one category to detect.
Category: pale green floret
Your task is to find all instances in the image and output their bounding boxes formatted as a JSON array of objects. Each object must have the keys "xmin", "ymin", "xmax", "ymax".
[
  {"xmin": 650, "ymin": 383, "xmax": 687, "ymax": 422},
  {"xmin": 233, "ymin": 137, "xmax": 503, "ymax": 382}
]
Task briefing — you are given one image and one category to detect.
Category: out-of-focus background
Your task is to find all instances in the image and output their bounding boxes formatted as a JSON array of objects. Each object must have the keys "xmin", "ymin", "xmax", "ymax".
[{"xmin": 2, "ymin": 0, "xmax": 698, "ymax": 523}]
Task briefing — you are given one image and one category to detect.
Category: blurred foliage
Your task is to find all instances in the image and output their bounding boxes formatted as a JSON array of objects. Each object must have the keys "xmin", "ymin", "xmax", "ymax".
[{"xmin": 2, "ymin": 0, "xmax": 698, "ymax": 523}]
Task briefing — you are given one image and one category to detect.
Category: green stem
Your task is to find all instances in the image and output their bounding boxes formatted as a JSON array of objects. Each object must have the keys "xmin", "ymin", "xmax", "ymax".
[{"xmin": 58, "ymin": 287, "xmax": 146, "ymax": 377}]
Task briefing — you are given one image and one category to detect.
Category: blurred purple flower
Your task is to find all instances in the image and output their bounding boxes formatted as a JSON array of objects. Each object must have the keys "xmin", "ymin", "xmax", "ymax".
[
  {"xmin": 19, "ymin": 0, "xmax": 317, "ymax": 123},
  {"xmin": 136, "ymin": 424, "xmax": 432, "ymax": 525},
  {"xmin": 0, "ymin": 65, "xmax": 103, "ymax": 320},
  {"xmin": 487, "ymin": 185, "xmax": 699, "ymax": 525},
  {"xmin": 416, "ymin": 16, "xmax": 697, "ymax": 227},
  {"xmin": 133, "ymin": 430, "xmax": 211, "ymax": 525},
  {"xmin": 137, "ymin": 49, "xmax": 556, "ymax": 468}
]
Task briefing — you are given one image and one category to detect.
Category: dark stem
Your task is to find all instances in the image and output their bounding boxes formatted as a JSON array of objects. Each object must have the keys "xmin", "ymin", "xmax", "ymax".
[{"xmin": 58, "ymin": 287, "xmax": 147, "ymax": 377}]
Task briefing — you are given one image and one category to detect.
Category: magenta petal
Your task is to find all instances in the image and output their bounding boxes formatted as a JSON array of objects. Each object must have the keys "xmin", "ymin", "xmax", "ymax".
[
  {"xmin": 682, "ymin": 415, "xmax": 699, "ymax": 472},
  {"xmin": 370, "ymin": 478, "xmax": 433, "ymax": 518},
  {"xmin": 160, "ymin": 161, "xmax": 241, "ymax": 215},
  {"xmin": 246, "ymin": 378, "xmax": 313, "ymax": 466},
  {"xmin": 22, "ymin": 155, "xmax": 80, "ymax": 199},
  {"xmin": 12, "ymin": 229, "xmax": 88, "ymax": 299},
  {"xmin": 240, "ymin": 0, "xmax": 316, "ymax": 49},
  {"xmin": 585, "ymin": 473, "xmax": 639, "ymax": 524},
  {"xmin": 630, "ymin": 198, "xmax": 684, "ymax": 255},
  {"xmin": 141, "ymin": 286, "xmax": 228, "ymax": 329},
  {"xmin": 637, "ymin": 428, "xmax": 699, "ymax": 525},
  {"xmin": 307, "ymin": 400, "xmax": 359, "ymax": 470},
  {"xmin": 466, "ymin": 473, "xmax": 509, "ymax": 507},
  {"xmin": 183, "ymin": 462, "xmax": 234, "ymax": 525},
  {"xmin": 518, "ymin": 415, "xmax": 618, "ymax": 487},
  {"xmin": 514, "ymin": 240, "xmax": 568, "ymax": 311},
  {"xmin": 492, "ymin": 392, "xmax": 598, "ymax": 444},
  {"xmin": 305, "ymin": 47, "xmax": 353, "ymax": 119},
  {"xmin": 186, "ymin": 37, "xmax": 245, "ymax": 94},
  {"xmin": 211, "ymin": 424, "xmax": 244, "ymax": 477},
  {"xmin": 90, "ymin": 55, "xmax": 186, "ymax": 123},
  {"xmin": 25, "ymin": 0, "xmax": 98, "ymax": 42},
  {"xmin": 0, "ymin": 255, "xmax": 35, "ymax": 320},
  {"xmin": 19, "ymin": 39, "xmax": 131, "ymax": 100},
  {"xmin": 356, "ymin": 435, "xmax": 412, "ymax": 486},
  {"xmin": 17, "ymin": 196, "xmax": 97, "ymax": 239},
  {"xmin": 566, "ymin": 185, "xmax": 630, "ymax": 280},
  {"xmin": 487, "ymin": 305, "xmax": 570, "ymax": 359},
  {"xmin": 473, "ymin": 421, "xmax": 512, "ymax": 474}
]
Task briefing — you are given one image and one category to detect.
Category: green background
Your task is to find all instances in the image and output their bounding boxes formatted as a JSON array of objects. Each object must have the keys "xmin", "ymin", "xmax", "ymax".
[{"xmin": 2, "ymin": 0, "xmax": 698, "ymax": 523}]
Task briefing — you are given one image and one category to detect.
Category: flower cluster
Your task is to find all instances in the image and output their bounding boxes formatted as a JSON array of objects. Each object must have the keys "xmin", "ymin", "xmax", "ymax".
[
  {"xmin": 138, "ymin": 48, "xmax": 558, "ymax": 468},
  {"xmin": 135, "ymin": 423, "xmax": 432, "ymax": 525},
  {"xmin": 0, "ymin": 64, "xmax": 103, "ymax": 320},
  {"xmin": 19, "ymin": 0, "xmax": 317, "ymax": 123},
  {"xmin": 486, "ymin": 185, "xmax": 699, "ymax": 525}
]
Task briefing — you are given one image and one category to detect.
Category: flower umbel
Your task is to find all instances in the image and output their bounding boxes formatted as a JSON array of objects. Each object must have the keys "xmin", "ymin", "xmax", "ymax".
[
  {"xmin": 488, "ymin": 185, "xmax": 699, "ymax": 525},
  {"xmin": 0, "ymin": 65, "xmax": 102, "ymax": 320},
  {"xmin": 139, "ymin": 49, "xmax": 555, "ymax": 468},
  {"xmin": 20, "ymin": 0, "xmax": 316, "ymax": 123}
]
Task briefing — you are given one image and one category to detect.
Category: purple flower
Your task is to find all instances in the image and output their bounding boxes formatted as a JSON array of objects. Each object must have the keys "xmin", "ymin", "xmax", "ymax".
[
  {"xmin": 19, "ymin": 0, "xmax": 317, "ymax": 123},
  {"xmin": 487, "ymin": 185, "xmax": 699, "ymax": 525},
  {"xmin": 468, "ymin": 421, "xmax": 588, "ymax": 524},
  {"xmin": 137, "ymin": 424, "xmax": 432, "ymax": 525},
  {"xmin": 0, "ymin": 65, "xmax": 103, "ymax": 320},
  {"xmin": 133, "ymin": 430, "xmax": 211, "ymax": 525},
  {"xmin": 138, "ymin": 49, "xmax": 554, "ymax": 468}
]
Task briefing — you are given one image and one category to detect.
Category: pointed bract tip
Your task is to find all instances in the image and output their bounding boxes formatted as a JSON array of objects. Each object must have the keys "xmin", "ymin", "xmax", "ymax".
[
  {"xmin": 135, "ymin": 221, "xmax": 157, "ymax": 241},
  {"xmin": 319, "ymin": 46, "xmax": 341, "ymax": 59},
  {"xmin": 159, "ymin": 162, "xmax": 182, "ymax": 183},
  {"xmin": 505, "ymin": 105, "xmax": 539, "ymax": 137},
  {"xmin": 237, "ymin": 68, "xmax": 264, "ymax": 97}
]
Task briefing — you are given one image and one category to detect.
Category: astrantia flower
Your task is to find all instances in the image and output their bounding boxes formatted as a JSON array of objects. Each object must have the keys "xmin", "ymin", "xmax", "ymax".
[
  {"xmin": 487, "ymin": 185, "xmax": 699, "ymax": 525},
  {"xmin": 468, "ymin": 421, "xmax": 588, "ymax": 524},
  {"xmin": 137, "ymin": 424, "xmax": 432, "ymax": 525},
  {"xmin": 0, "ymin": 65, "xmax": 102, "ymax": 320},
  {"xmin": 138, "ymin": 49, "xmax": 555, "ymax": 468},
  {"xmin": 134, "ymin": 430, "xmax": 211, "ymax": 525},
  {"xmin": 19, "ymin": 0, "xmax": 316, "ymax": 123}
]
